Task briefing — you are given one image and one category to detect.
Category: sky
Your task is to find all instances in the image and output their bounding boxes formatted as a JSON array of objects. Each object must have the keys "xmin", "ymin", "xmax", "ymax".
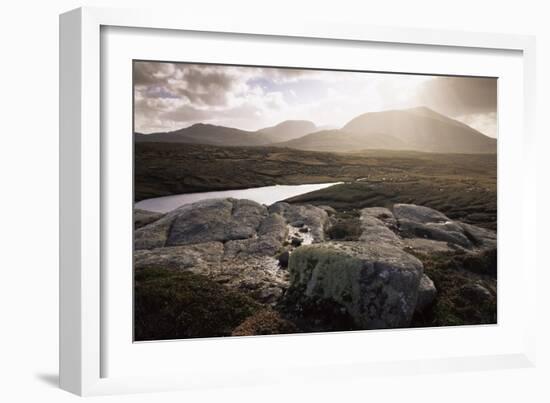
[{"xmin": 134, "ymin": 61, "xmax": 497, "ymax": 138}]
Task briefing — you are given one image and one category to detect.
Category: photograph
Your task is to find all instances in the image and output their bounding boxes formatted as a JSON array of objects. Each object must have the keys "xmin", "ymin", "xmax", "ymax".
[{"xmin": 132, "ymin": 61, "xmax": 497, "ymax": 341}]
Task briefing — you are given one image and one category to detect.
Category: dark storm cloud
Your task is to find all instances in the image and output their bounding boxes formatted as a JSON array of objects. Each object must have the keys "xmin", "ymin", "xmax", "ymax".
[
  {"xmin": 134, "ymin": 62, "xmax": 316, "ymax": 104},
  {"xmin": 135, "ymin": 62, "xmax": 237, "ymax": 106},
  {"xmin": 417, "ymin": 76, "xmax": 497, "ymax": 117},
  {"xmin": 133, "ymin": 62, "xmax": 174, "ymax": 86},
  {"xmin": 172, "ymin": 67, "xmax": 237, "ymax": 106},
  {"xmin": 133, "ymin": 62, "xmax": 302, "ymax": 132}
]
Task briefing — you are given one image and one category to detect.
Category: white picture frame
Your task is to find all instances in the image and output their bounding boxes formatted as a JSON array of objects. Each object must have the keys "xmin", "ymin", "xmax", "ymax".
[{"xmin": 59, "ymin": 6, "xmax": 537, "ymax": 396}]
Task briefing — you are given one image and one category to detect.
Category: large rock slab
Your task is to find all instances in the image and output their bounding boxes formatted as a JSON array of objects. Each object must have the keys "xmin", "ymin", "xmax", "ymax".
[
  {"xmin": 393, "ymin": 204, "xmax": 450, "ymax": 224},
  {"xmin": 287, "ymin": 242, "xmax": 424, "ymax": 329},
  {"xmin": 459, "ymin": 222, "xmax": 497, "ymax": 249},
  {"xmin": 402, "ymin": 238, "xmax": 459, "ymax": 254},
  {"xmin": 269, "ymin": 202, "xmax": 329, "ymax": 242},
  {"xmin": 398, "ymin": 219, "xmax": 473, "ymax": 248},
  {"xmin": 415, "ymin": 274, "xmax": 437, "ymax": 313},
  {"xmin": 391, "ymin": 204, "xmax": 497, "ymax": 251},
  {"xmin": 215, "ymin": 256, "xmax": 289, "ymax": 304},
  {"xmin": 167, "ymin": 198, "xmax": 268, "ymax": 246},
  {"xmin": 134, "ymin": 209, "xmax": 164, "ymax": 229},
  {"xmin": 135, "ymin": 198, "xmax": 302, "ymax": 252},
  {"xmin": 134, "ymin": 214, "xmax": 174, "ymax": 250},
  {"xmin": 361, "ymin": 207, "xmax": 398, "ymax": 228},
  {"xmin": 134, "ymin": 241, "xmax": 289, "ymax": 305},
  {"xmin": 359, "ymin": 207, "xmax": 402, "ymax": 246},
  {"xmin": 134, "ymin": 242, "xmax": 224, "ymax": 271},
  {"xmin": 220, "ymin": 213, "xmax": 289, "ymax": 258},
  {"xmin": 224, "ymin": 235, "xmax": 283, "ymax": 258}
]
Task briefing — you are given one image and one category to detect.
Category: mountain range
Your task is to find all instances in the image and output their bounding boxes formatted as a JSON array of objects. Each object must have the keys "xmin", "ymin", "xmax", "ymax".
[
  {"xmin": 135, "ymin": 120, "xmax": 317, "ymax": 147},
  {"xmin": 135, "ymin": 107, "xmax": 496, "ymax": 154}
]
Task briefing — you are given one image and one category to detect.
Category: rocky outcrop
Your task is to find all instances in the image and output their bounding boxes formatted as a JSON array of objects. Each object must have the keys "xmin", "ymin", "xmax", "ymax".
[
  {"xmin": 282, "ymin": 202, "xmax": 496, "ymax": 329},
  {"xmin": 134, "ymin": 199, "xmax": 293, "ymax": 305},
  {"xmin": 398, "ymin": 219, "xmax": 473, "ymax": 248},
  {"xmin": 359, "ymin": 203, "xmax": 496, "ymax": 255},
  {"xmin": 415, "ymin": 274, "xmax": 437, "ymax": 313},
  {"xmin": 361, "ymin": 207, "xmax": 398, "ymax": 228},
  {"xmin": 318, "ymin": 205, "xmax": 337, "ymax": 216},
  {"xmin": 393, "ymin": 204, "xmax": 474, "ymax": 248},
  {"xmin": 224, "ymin": 213, "xmax": 288, "ymax": 258},
  {"xmin": 287, "ymin": 242, "xmax": 424, "ymax": 329},
  {"xmin": 134, "ymin": 209, "xmax": 164, "ymax": 229},
  {"xmin": 459, "ymin": 282, "xmax": 493, "ymax": 304},
  {"xmin": 269, "ymin": 202, "xmax": 329, "ymax": 242},
  {"xmin": 393, "ymin": 204, "xmax": 450, "ymax": 224},
  {"xmin": 135, "ymin": 198, "xmax": 269, "ymax": 250},
  {"xmin": 134, "ymin": 214, "xmax": 173, "ymax": 250},
  {"xmin": 459, "ymin": 222, "xmax": 497, "ymax": 250},
  {"xmin": 167, "ymin": 199, "xmax": 268, "ymax": 246},
  {"xmin": 402, "ymin": 238, "xmax": 456, "ymax": 254},
  {"xmin": 134, "ymin": 242, "xmax": 224, "ymax": 271},
  {"xmin": 135, "ymin": 198, "xmax": 496, "ymax": 336},
  {"xmin": 214, "ymin": 256, "xmax": 288, "ymax": 304},
  {"xmin": 359, "ymin": 207, "xmax": 402, "ymax": 246},
  {"xmin": 135, "ymin": 244, "xmax": 288, "ymax": 305}
]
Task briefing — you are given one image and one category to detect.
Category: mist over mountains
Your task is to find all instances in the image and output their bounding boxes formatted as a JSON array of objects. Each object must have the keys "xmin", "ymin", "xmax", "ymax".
[
  {"xmin": 135, "ymin": 107, "xmax": 496, "ymax": 154},
  {"xmin": 257, "ymin": 120, "xmax": 317, "ymax": 143}
]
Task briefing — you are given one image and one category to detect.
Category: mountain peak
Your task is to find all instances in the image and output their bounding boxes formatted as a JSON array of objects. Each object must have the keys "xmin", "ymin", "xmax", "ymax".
[
  {"xmin": 257, "ymin": 120, "xmax": 317, "ymax": 143},
  {"xmin": 188, "ymin": 122, "xmax": 217, "ymax": 129},
  {"xmin": 282, "ymin": 107, "xmax": 495, "ymax": 154},
  {"xmin": 408, "ymin": 105, "xmax": 436, "ymax": 113}
]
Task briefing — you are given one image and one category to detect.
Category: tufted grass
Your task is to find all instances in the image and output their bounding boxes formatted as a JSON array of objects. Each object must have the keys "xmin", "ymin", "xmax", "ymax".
[{"xmin": 134, "ymin": 267, "xmax": 261, "ymax": 341}]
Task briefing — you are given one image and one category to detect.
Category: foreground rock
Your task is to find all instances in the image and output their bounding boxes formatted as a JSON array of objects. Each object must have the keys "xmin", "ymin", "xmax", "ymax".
[
  {"xmin": 134, "ymin": 209, "xmax": 164, "ymax": 229},
  {"xmin": 415, "ymin": 274, "xmax": 437, "ymax": 313},
  {"xmin": 359, "ymin": 203, "xmax": 497, "ymax": 256},
  {"xmin": 134, "ymin": 199, "xmax": 299, "ymax": 305},
  {"xmin": 167, "ymin": 199, "xmax": 267, "ymax": 246},
  {"xmin": 359, "ymin": 207, "xmax": 402, "ymax": 246},
  {"xmin": 134, "ymin": 242, "xmax": 224, "ymax": 271},
  {"xmin": 133, "ymin": 198, "xmax": 332, "ymax": 305},
  {"xmin": 134, "ymin": 199, "xmax": 496, "ymax": 337},
  {"xmin": 135, "ymin": 198, "xmax": 292, "ymax": 253},
  {"xmin": 269, "ymin": 202, "xmax": 329, "ymax": 242},
  {"xmin": 135, "ymin": 244, "xmax": 288, "ymax": 305},
  {"xmin": 224, "ymin": 213, "xmax": 288, "ymax": 258},
  {"xmin": 393, "ymin": 204, "xmax": 451, "ymax": 224},
  {"xmin": 287, "ymin": 242, "xmax": 424, "ymax": 329}
]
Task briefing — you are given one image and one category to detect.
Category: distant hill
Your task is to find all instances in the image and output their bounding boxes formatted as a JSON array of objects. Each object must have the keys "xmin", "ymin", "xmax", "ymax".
[
  {"xmin": 275, "ymin": 107, "xmax": 496, "ymax": 154},
  {"xmin": 135, "ymin": 123, "xmax": 270, "ymax": 146},
  {"xmin": 257, "ymin": 120, "xmax": 317, "ymax": 143},
  {"xmin": 135, "ymin": 120, "xmax": 318, "ymax": 147}
]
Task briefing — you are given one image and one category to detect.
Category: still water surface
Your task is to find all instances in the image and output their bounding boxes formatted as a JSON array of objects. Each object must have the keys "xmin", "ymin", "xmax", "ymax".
[{"xmin": 135, "ymin": 182, "xmax": 341, "ymax": 213}]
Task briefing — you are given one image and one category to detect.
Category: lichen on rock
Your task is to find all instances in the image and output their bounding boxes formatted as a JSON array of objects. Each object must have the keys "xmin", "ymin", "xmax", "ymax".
[
  {"xmin": 133, "ymin": 199, "xmax": 497, "ymax": 338},
  {"xmin": 286, "ymin": 241, "xmax": 424, "ymax": 329}
]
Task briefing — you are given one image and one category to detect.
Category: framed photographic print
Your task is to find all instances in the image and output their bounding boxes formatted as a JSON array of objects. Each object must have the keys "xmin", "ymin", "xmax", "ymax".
[{"xmin": 60, "ymin": 7, "xmax": 537, "ymax": 396}]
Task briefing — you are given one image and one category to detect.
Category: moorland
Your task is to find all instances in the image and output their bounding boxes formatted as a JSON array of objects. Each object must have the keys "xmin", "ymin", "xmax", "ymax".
[
  {"xmin": 135, "ymin": 143, "xmax": 496, "ymax": 230},
  {"xmin": 133, "ymin": 107, "xmax": 497, "ymax": 340}
]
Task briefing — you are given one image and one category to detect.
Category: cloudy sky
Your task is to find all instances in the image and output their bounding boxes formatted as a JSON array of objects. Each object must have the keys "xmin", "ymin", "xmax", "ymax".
[{"xmin": 134, "ymin": 61, "xmax": 497, "ymax": 138}]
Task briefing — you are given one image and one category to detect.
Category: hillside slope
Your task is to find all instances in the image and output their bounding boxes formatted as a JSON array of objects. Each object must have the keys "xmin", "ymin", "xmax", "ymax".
[{"xmin": 276, "ymin": 107, "xmax": 496, "ymax": 153}]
